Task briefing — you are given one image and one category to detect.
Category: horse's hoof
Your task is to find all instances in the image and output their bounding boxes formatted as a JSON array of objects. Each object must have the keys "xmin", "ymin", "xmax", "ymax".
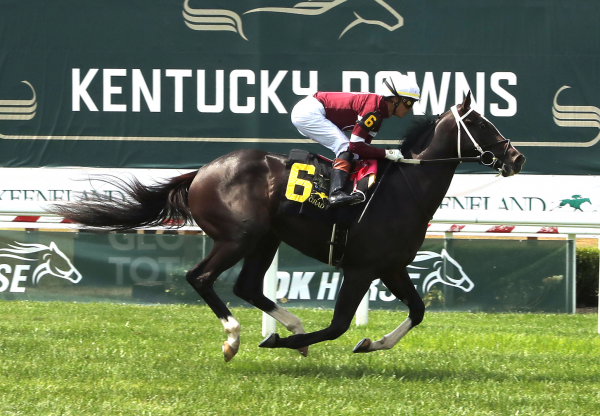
[
  {"xmin": 223, "ymin": 342, "xmax": 238, "ymax": 362},
  {"xmin": 298, "ymin": 346, "xmax": 309, "ymax": 357},
  {"xmin": 353, "ymin": 338, "xmax": 372, "ymax": 353},
  {"xmin": 259, "ymin": 333, "xmax": 280, "ymax": 349}
]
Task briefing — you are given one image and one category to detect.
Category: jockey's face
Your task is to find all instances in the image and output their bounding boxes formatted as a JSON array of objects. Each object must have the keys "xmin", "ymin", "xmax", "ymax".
[{"xmin": 391, "ymin": 97, "xmax": 411, "ymax": 118}]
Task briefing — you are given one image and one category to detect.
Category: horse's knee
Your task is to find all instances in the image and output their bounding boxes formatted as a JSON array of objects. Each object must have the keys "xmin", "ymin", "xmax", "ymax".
[
  {"xmin": 185, "ymin": 269, "xmax": 200, "ymax": 286},
  {"xmin": 409, "ymin": 300, "xmax": 425, "ymax": 327},
  {"xmin": 186, "ymin": 270, "xmax": 215, "ymax": 295}
]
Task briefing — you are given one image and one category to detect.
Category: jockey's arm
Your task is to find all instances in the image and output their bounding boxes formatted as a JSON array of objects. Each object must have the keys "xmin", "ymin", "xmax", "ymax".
[{"xmin": 349, "ymin": 136, "xmax": 386, "ymax": 159}]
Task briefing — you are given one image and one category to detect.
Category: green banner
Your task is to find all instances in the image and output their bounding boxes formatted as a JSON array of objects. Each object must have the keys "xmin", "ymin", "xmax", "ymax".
[
  {"xmin": 0, "ymin": 1, "xmax": 598, "ymax": 173},
  {"xmin": 0, "ymin": 231, "xmax": 571, "ymax": 313}
]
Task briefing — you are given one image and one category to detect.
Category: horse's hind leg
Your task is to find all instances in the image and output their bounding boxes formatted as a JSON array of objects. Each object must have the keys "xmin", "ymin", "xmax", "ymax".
[
  {"xmin": 186, "ymin": 240, "xmax": 253, "ymax": 362},
  {"xmin": 353, "ymin": 268, "xmax": 425, "ymax": 353},
  {"xmin": 259, "ymin": 268, "xmax": 372, "ymax": 351},
  {"xmin": 232, "ymin": 231, "xmax": 309, "ymax": 357}
]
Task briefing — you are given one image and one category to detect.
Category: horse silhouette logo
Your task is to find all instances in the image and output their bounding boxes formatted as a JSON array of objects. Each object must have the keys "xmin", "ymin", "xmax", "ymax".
[
  {"xmin": 558, "ymin": 195, "xmax": 591, "ymax": 212},
  {"xmin": 0, "ymin": 242, "xmax": 82, "ymax": 284},
  {"xmin": 408, "ymin": 250, "xmax": 474, "ymax": 295},
  {"xmin": 182, "ymin": 0, "xmax": 404, "ymax": 41}
]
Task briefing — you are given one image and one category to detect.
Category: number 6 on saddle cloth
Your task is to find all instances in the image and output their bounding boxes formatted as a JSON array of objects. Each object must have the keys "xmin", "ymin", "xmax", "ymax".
[{"xmin": 279, "ymin": 149, "xmax": 379, "ymax": 267}]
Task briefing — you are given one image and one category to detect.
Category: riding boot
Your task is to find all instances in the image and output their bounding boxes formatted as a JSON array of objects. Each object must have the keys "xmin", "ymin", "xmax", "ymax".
[{"xmin": 328, "ymin": 157, "xmax": 363, "ymax": 208}]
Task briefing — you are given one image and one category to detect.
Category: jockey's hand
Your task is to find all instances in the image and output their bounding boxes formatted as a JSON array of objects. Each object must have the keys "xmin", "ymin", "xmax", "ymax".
[{"xmin": 384, "ymin": 149, "xmax": 404, "ymax": 162}]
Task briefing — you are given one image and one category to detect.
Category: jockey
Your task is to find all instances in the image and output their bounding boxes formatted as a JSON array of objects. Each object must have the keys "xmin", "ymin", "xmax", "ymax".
[{"xmin": 291, "ymin": 73, "xmax": 420, "ymax": 208}]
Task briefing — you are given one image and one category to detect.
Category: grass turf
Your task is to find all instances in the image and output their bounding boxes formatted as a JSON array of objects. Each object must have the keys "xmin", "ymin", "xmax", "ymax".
[{"xmin": 0, "ymin": 302, "xmax": 599, "ymax": 415}]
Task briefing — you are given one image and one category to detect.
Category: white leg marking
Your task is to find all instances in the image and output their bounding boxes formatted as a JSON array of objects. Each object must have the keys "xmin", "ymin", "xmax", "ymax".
[
  {"xmin": 220, "ymin": 316, "xmax": 241, "ymax": 351},
  {"xmin": 368, "ymin": 317, "xmax": 412, "ymax": 351},
  {"xmin": 267, "ymin": 305, "xmax": 305, "ymax": 334}
]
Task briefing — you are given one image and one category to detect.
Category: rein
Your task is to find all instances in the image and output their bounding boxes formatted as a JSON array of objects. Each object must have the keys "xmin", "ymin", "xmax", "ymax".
[{"xmin": 399, "ymin": 105, "xmax": 509, "ymax": 171}]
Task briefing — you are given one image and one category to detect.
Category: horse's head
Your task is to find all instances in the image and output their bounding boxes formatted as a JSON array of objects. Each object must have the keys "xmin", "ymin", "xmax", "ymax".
[
  {"xmin": 33, "ymin": 242, "xmax": 82, "ymax": 284},
  {"xmin": 410, "ymin": 250, "xmax": 474, "ymax": 295},
  {"xmin": 447, "ymin": 92, "xmax": 526, "ymax": 177}
]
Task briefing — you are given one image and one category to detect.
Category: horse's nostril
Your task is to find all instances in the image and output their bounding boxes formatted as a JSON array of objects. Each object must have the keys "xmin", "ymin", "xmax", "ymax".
[{"xmin": 514, "ymin": 154, "xmax": 526, "ymax": 166}]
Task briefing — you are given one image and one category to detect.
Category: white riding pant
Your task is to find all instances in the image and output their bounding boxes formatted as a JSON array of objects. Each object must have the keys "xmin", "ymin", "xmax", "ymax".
[{"xmin": 291, "ymin": 96, "xmax": 349, "ymax": 158}]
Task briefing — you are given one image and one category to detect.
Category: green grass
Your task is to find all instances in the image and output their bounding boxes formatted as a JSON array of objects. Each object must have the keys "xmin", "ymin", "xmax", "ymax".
[{"xmin": 0, "ymin": 302, "xmax": 599, "ymax": 415}]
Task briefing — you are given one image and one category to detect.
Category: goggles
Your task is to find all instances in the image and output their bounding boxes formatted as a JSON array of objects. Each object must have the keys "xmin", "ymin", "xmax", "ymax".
[{"xmin": 400, "ymin": 97, "xmax": 415, "ymax": 109}]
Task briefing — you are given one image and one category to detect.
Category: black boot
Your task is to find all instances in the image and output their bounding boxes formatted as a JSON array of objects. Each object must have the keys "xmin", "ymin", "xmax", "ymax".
[{"xmin": 328, "ymin": 166, "xmax": 363, "ymax": 208}]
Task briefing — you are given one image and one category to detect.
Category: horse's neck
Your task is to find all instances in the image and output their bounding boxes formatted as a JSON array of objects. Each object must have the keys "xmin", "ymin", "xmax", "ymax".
[{"xmin": 401, "ymin": 120, "xmax": 461, "ymax": 218}]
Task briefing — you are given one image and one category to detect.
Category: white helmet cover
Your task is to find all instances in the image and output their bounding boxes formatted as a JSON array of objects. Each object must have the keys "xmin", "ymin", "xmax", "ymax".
[{"xmin": 378, "ymin": 74, "xmax": 420, "ymax": 101}]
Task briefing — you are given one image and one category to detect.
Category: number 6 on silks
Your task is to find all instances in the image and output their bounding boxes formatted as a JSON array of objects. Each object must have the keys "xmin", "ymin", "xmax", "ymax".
[{"xmin": 285, "ymin": 163, "xmax": 315, "ymax": 203}]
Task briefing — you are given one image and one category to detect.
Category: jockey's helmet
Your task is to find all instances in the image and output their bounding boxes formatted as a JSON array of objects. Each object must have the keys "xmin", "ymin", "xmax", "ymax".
[{"xmin": 377, "ymin": 74, "xmax": 421, "ymax": 102}]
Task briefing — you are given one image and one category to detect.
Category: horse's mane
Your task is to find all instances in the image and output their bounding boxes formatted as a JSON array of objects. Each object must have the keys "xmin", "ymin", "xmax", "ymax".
[{"xmin": 400, "ymin": 115, "xmax": 438, "ymax": 153}]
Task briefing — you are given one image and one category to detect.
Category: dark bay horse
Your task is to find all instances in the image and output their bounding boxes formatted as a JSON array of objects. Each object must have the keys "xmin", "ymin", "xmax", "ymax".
[{"xmin": 50, "ymin": 93, "xmax": 525, "ymax": 361}]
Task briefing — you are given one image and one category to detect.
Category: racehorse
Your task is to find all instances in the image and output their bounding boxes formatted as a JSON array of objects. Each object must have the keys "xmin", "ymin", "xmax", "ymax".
[{"xmin": 50, "ymin": 93, "xmax": 525, "ymax": 361}]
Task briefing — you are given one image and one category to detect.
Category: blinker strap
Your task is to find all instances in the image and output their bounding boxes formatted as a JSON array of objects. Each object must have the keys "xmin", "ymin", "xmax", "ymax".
[{"xmin": 450, "ymin": 105, "xmax": 481, "ymax": 159}]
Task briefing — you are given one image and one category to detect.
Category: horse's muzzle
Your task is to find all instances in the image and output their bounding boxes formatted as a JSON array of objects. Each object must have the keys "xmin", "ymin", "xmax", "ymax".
[{"xmin": 501, "ymin": 153, "xmax": 526, "ymax": 177}]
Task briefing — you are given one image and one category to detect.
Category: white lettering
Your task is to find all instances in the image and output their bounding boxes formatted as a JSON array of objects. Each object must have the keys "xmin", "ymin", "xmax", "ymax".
[
  {"xmin": 130, "ymin": 257, "xmax": 160, "ymax": 283},
  {"xmin": 72, "ymin": 68, "xmax": 99, "ymax": 111},
  {"xmin": 137, "ymin": 234, "xmax": 157, "ymax": 250},
  {"xmin": 369, "ymin": 279, "xmax": 381, "ymax": 301},
  {"xmin": 292, "ymin": 70, "xmax": 318, "ymax": 96},
  {"xmin": 132, "ymin": 69, "xmax": 161, "ymax": 112},
  {"xmin": 316, "ymin": 272, "xmax": 340, "ymax": 300},
  {"xmin": 455, "ymin": 72, "xmax": 485, "ymax": 115},
  {"xmin": 342, "ymin": 71, "xmax": 369, "ymax": 92},
  {"xmin": 230, "ymin": 69, "xmax": 256, "ymax": 114},
  {"xmin": 165, "ymin": 69, "xmax": 192, "ymax": 112},
  {"xmin": 109, "ymin": 257, "xmax": 131, "ymax": 285},
  {"xmin": 490, "ymin": 72, "xmax": 517, "ymax": 117},
  {"xmin": 276, "ymin": 271, "xmax": 291, "ymax": 299},
  {"xmin": 108, "ymin": 235, "xmax": 135, "ymax": 251},
  {"xmin": 261, "ymin": 70, "xmax": 288, "ymax": 113},
  {"xmin": 158, "ymin": 257, "xmax": 179, "ymax": 283},
  {"xmin": 412, "ymin": 72, "xmax": 451, "ymax": 116},
  {"xmin": 197, "ymin": 70, "xmax": 224, "ymax": 113},
  {"xmin": 10, "ymin": 265, "xmax": 29, "ymax": 293},
  {"xmin": 103, "ymin": 69, "xmax": 127, "ymax": 112},
  {"xmin": 288, "ymin": 271, "xmax": 314, "ymax": 300}
]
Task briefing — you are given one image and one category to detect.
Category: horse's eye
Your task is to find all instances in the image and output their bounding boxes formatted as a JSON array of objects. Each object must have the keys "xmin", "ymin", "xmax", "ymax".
[{"xmin": 479, "ymin": 122, "xmax": 487, "ymax": 130}]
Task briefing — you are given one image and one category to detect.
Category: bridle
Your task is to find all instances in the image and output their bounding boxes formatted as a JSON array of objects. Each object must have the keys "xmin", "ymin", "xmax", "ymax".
[
  {"xmin": 450, "ymin": 104, "xmax": 512, "ymax": 173},
  {"xmin": 359, "ymin": 105, "xmax": 515, "ymax": 223}
]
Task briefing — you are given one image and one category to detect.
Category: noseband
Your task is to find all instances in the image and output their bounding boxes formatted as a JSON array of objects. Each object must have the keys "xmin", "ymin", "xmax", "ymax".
[{"xmin": 450, "ymin": 105, "xmax": 512, "ymax": 173}]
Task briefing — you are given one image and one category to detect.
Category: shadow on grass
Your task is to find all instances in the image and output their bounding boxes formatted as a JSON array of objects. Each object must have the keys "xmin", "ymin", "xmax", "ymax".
[{"xmin": 230, "ymin": 360, "xmax": 599, "ymax": 384}]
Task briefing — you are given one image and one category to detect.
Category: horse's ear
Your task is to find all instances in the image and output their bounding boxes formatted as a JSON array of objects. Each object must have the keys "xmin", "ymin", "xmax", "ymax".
[
  {"xmin": 460, "ymin": 91, "xmax": 472, "ymax": 112},
  {"xmin": 49, "ymin": 241, "xmax": 58, "ymax": 251}
]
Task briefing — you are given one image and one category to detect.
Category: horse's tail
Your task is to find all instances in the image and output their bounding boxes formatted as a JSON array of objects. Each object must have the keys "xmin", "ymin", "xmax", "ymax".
[{"xmin": 48, "ymin": 171, "xmax": 198, "ymax": 231}]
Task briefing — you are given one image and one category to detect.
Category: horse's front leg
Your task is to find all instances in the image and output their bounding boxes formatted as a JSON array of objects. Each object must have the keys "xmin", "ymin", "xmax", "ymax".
[
  {"xmin": 353, "ymin": 268, "xmax": 425, "ymax": 353},
  {"xmin": 259, "ymin": 269, "xmax": 372, "ymax": 351}
]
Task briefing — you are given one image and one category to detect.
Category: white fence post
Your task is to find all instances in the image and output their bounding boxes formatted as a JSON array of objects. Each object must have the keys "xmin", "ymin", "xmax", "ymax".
[
  {"xmin": 262, "ymin": 249, "xmax": 278, "ymax": 336},
  {"xmin": 356, "ymin": 292, "xmax": 369, "ymax": 326},
  {"xmin": 566, "ymin": 234, "xmax": 577, "ymax": 314}
]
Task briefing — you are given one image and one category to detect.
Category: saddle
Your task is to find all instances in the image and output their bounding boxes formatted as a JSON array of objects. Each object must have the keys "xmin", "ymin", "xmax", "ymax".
[{"xmin": 278, "ymin": 149, "xmax": 379, "ymax": 268}]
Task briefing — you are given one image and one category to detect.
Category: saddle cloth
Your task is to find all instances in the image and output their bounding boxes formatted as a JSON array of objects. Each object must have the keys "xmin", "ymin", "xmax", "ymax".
[{"xmin": 278, "ymin": 149, "xmax": 378, "ymax": 225}]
